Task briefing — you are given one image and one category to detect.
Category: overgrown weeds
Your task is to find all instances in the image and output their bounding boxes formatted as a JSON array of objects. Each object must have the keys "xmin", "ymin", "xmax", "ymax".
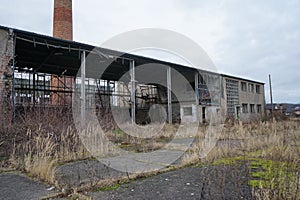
[
  {"xmin": 1, "ymin": 108, "xmax": 300, "ymax": 199},
  {"xmin": 183, "ymin": 119, "xmax": 300, "ymax": 199},
  {"xmin": 2, "ymin": 108, "xmax": 88, "ymax": 184}
]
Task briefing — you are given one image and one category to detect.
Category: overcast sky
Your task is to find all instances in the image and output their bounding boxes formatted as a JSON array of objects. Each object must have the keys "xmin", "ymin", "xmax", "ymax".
[{"xmin": 0, "ymin": 0, "xmax": 299, "ymax": 103}]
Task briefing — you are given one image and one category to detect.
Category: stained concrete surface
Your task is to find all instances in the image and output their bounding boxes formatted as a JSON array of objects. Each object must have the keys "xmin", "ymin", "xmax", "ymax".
[{"xmin": 0, "ymin": 172, "xmax": 57, "ymax": 200}]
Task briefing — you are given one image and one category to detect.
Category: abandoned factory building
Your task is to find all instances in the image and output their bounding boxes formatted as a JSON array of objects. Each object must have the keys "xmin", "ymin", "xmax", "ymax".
[{"xmin": 0, "ymin": 25, "xmax": 265, "ymax": 125}]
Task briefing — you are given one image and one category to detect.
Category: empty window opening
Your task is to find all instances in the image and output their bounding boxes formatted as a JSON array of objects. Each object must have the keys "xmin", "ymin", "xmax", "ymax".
[
  {"xmin": 256, "ymin": 85, "xmax": 261, "ymax": 94},
  {"xmin": 242, "ymin": 104, "xmax": 248, "ymax": 113},
  {"xmin": 257, "ymin": 104, "xmax": 262, "ymax": 113},
  {"xmin": 248, "ymin": 83, "xmax": 254, "ymax": 93},
  {"xmin": 236, "ymin": 106, "xmax": 241, "ymax": 119},
  {"xmin": 241, "ymin": 82, "xmax": 247, "ymax": 91},
  {"xmin": 250, "ymin": 104, "xmax": 255, "ymax": 113},
  {"xmin": 202, "ymin": 107, "xmax": 206, "ymax": 123}
]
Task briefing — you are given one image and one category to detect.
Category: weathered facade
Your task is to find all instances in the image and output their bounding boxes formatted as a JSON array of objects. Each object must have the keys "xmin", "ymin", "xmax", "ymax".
[{"xmin": 222, "ymin": 75, "xmax": 265, "ymax": 122}]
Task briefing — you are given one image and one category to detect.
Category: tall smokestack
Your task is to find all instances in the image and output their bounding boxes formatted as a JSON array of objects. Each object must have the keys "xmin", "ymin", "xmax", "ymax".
[
  {"xmin": 51, "ymin": 0, "xmax": 73, "ymax": 106},
  {"xmin": 53, "ymin": 0, "xmax": 73, "ymax": 40}
]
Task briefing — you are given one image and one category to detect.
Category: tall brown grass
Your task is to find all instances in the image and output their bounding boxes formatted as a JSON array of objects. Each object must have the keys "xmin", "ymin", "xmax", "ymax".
[{"xmin": 5, "ymin": 108, "xmax": 90, "ymax": 184}]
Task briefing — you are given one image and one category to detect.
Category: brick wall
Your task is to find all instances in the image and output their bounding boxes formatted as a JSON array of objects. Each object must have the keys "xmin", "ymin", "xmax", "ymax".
[{"xmin": 0, "ymin": 29, "xmax": 14, "ymax": 124}]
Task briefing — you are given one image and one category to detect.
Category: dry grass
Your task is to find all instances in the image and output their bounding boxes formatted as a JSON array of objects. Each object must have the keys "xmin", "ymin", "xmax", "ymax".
[
  {"xmin": 181, "ymin": 119, "xmax": 300, "ymax": 199},
  {"xmin": 2, "ymin": 108, "xmax": 300, "ymax": 198},
  {"xmin": 10, "ymin": 130, "xmax": 56, "ymax": 182},
  {"xmin": 9, "ymin": 126, "xmax": 90, "ymax": 184},
  {"xmin": 181, "ymin": 119, "xmax": 300, "ymax": 163},
  {"xmin": 4, "ymin": 108, "xmax": 90, "ymax": 184}
]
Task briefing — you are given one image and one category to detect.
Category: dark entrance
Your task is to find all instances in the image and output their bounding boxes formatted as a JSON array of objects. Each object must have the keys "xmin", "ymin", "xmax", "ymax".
[{"xmin": 202, "ymin": 107, "xmax": 206, "ymax": 123}]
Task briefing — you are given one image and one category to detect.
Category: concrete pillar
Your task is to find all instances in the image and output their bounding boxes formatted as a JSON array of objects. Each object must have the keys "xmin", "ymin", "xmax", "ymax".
[
  {"xmin": 167, "ymin": 66, "xmax": 172, "ymax": 123},
  {"xmin": 81, "ymin": 51, "xmax": 86, "ymax": 127},
  {"xmin": 195, "ymin": 71, "xmax": 199, "ymax": 122},
  {"xmin": 130, "ymin": 60, "xmax": 136, "ymax": 124},
  {"xmin": 0, "ymin": 29, "xmax": 14, "ymax": 124}
]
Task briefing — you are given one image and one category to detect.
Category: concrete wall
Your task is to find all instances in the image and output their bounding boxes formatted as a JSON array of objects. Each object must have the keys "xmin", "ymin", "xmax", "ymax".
[
  {"xmin": 222, "ymin": 76, "xmax": 265, "ymax": 121},
  {"xmin": 0, "ymin": 29, "xmax": 14, "ymax": 124},
  {"xmin": 239, "ymin": 82, "xmax": 265, "ymax": 121},
  {"xmin": 171, "ymin": 70, "xmax": 196, "ymax": 123}
]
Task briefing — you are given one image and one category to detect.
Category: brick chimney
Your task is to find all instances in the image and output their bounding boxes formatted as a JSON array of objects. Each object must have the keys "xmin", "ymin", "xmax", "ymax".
[
  {"xmin": 51, "ymin": 0, "xmax": 73, "ymax": 106},
  {"xmin": 53, "ymin": 0, "xmax": 73, "ymax": 40}
]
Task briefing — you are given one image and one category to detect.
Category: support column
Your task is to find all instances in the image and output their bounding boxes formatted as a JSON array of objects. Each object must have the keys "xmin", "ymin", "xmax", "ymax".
[
  {"xmin": 130, "ymin": 60, "xmax": 136, "ymax": 124},
  {"xmin": 81, "ymin": 51, "xmax": 86, "ymax": 127},
  {"xmin": 0, "ymin": 29, "xmax": 14, "ymax": 125},
  {"xmin": 33, "ymin": 73, "xmax": 36, "ymax": 106},
  {"xmin": 12, "ymin": 33, "xmax": 16, "ymax": 123},
  {"xmin": 195, "ymin": 71, "xmax": 199, "ymax": 105},
  {"xmin": 167, "ymin": 66, "xmax": 172, "ymax": 124},
  {"xmin": 195, "ymin": 71, "xmax": 199, "ymax": 122}
]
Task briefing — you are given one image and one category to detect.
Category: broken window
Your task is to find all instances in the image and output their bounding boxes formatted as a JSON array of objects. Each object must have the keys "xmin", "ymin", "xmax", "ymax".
[
  {"xmin": 241, "ymin": 82, "xmax": 247, "ymax": 91},
  {"xmin": 226, "ymin": 79, "xmax": 239, "ymax": 114},
  {"xmin": 242, "ymin": 103, "xmax": 248, "ymax": 113},
  {"xmin": 248, "ymin": 83, "xmax": 254, "ymax": 93},
  {"xmin": 256, "ymin": 85, "xmax": 261, "ymax": 94},
  {"xmin": 250, "ymin": 104, "xmax": 255, "ymax": 113},
  {"xmin": 198, "ymin": 72, "xmax": 221, "ymax": 106},
  {"xmin": 257, "ymin": 104, "xmax": 262, "ymax": 113}
]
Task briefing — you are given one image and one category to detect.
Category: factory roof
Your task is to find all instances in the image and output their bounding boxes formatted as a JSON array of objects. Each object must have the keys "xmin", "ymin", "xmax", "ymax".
[{"xmin": 1, "ymin": 25, "xmax": 264, "ymax": 84}]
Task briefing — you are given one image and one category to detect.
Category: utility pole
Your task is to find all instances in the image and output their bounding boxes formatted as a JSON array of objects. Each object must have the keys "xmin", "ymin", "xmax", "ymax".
[{"xmin": 269, "ymin": 74, "xmax": 273, "ymax": 117}]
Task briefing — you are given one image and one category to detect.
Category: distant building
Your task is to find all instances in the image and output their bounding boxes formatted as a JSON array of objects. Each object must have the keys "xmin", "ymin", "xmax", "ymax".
[
  {"xmin": 293, "ymin": 105, "xmax": 300, "ymax": 117},
  {"xmin": 265, "ymin": 103, "xmax": 300, "ymax": 117}
]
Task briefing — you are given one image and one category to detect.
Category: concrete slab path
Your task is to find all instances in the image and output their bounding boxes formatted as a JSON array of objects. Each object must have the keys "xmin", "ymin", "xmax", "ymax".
[{"xmin": 0, "ymin": 172, "xmax": 57, "ymax": 200}]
